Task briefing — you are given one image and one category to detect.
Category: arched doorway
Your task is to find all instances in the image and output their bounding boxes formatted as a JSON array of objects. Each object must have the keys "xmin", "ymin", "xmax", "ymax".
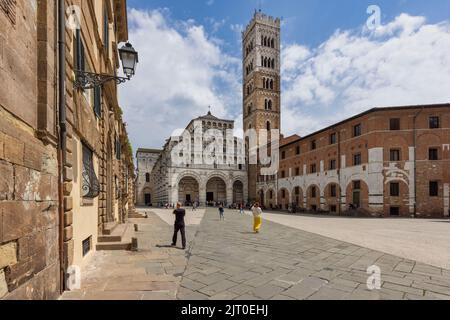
[
  {"xmin": 306, "ymin": 184, "xmax": 320, "ymax": 212},
  {"xmin": 292, "ymin": 186, "xmax": 304, "ymax": 209},
  {"xmin": 324, "ymin": 183, "xmax": 340, "ymax": 213},
  {"xmin": 206, "ymin": 177, "xmax": 227, "ymax": 205},
  {"xmin": 143, "ymin": 187, "xmax": 152, "ymax": 206},
  {"xmin": 178, "ymin": 176, "xmax": 199, "ymax": 206},
  {"xmin": 233, "ymin": 180, "xmax": 244, "ymax": 204}
]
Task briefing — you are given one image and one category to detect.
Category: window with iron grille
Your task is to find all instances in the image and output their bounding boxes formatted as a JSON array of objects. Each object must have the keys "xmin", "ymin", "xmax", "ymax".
[
  {"xmin": 82, "ymin": 236, "xmax": 92, "ymax": 257},
  {"xmin": 82, "ymin": 143, "xmax": 99, "ymax": 199},
  {"xmin": 94, "ymin": 86, "xmax": 102, "ymax": 118}
]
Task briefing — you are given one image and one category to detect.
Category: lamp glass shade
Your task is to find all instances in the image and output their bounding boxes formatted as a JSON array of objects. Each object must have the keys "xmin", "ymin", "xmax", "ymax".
[{"xmin": 119, "ymin": 43, "xmax": 138, "ymax": 77}]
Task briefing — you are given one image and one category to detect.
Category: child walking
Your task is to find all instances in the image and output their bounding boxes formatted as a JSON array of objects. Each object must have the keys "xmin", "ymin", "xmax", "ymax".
[{"xmin": 219, "ymin": 204, "xmax": 225, "ymax": 221}]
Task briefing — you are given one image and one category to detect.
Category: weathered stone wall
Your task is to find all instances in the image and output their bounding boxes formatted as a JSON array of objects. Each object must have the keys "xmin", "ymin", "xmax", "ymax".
[{"xmin": 0, "ymin": 0, "xmax": 60, "ymax": 299}]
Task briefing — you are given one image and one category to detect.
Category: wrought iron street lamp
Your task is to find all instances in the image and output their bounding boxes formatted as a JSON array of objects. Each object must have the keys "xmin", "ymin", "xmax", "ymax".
[{"xmin": 74, "ymin": 42, "xmax": 138, "ymax": 90}]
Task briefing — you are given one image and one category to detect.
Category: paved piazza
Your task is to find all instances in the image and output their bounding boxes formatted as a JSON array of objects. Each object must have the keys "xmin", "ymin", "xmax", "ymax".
[{"xmin": 62, "ymin": 208, "xmax": 450, "ymax": 300}]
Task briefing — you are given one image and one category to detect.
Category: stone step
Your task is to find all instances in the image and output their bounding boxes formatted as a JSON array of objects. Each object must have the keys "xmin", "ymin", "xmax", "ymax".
[
  {"xmin": 103, "ymin": 221, "xmax": 118, "ymax": 235},
  {"xmin": 98, "ymin": 235, "xmax": 122, "ymax": 243},
  {"xmin": 96, "ymin": 241, "xmax": 131, "ymax": 251},
  {"xmin": 128, "ymin": 211, "xmax": 147, "ymax": 219}
]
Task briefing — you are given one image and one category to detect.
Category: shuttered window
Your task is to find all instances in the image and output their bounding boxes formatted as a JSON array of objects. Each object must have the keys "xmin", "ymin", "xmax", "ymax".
[{"xmin": 94, "ymin": 86, "xmax": 102, "ymax": 118}]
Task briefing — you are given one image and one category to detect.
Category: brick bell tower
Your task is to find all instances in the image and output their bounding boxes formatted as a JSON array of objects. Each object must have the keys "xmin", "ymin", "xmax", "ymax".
[{"xmin": 242, "ymin": 11, "xmax": 281, "ymax": 202}]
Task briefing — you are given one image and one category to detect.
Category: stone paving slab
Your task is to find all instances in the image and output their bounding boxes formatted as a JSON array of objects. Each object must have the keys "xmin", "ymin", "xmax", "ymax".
[{"xmin": 178, "ymin": 208, "xmax": 450, "ymax": 300}]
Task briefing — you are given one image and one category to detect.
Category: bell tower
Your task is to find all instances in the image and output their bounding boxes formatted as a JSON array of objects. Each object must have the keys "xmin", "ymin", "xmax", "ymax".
[{"xmin": 243, "ymin": 11, "xmax": 281, "ymax": 202}]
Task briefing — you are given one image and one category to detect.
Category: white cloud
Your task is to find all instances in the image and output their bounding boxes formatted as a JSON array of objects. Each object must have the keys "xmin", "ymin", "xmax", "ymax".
[
  {"xmin": 281, "ymin": 14, "xmax": 450, "ymax": 137},
  {"xmin": 119, "ymin": 9, "xmax": 241, "ymax": 149}
]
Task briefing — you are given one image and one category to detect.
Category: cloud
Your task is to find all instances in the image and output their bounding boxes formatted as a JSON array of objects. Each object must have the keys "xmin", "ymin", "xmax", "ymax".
[
  {"xmin": 281, "ymin": 14, "xmax": 450, "ymax": 137},
  {"xmin": 206, "ymin": 0, "xmax": 215, "ymax": 6},
  {"xmin": 119, "ymin": 9, "xmax": 241, "ymax": 150}
]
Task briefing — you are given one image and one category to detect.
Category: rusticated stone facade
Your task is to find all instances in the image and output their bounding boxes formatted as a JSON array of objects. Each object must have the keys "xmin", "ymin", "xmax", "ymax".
[
  {"xmin": 257, "ymin": 104, "xmax": 450, "ymax": 218},
  {"xmin": 0, "ymin": 0, "xmax": 135, "ymax": 300}
]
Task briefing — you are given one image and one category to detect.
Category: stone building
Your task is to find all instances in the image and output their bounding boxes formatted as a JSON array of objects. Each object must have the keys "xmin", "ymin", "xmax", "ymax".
[
  {"xmin": 135, "ymin": 148, "xmax": 162, "ymax": 206},
  {"xmin": 0, "ymin": 0, "xmax": 135, "ymax": 300},
  {"xmin": 242, "ymin": 11, "xmax": 281, "ymax": 202},
  {"xmin": 149, "ymin": 112, "xmax": 248, "ymax": 207},
  {"xmin": 257, "ymin": 104, "xmax": 450, "ymax": 218}
]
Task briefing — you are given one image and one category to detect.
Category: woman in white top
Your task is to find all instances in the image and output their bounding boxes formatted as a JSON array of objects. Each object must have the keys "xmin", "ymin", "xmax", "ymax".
[{"xmin": 251, "ymin": 202, "xmax": 263, "ymax": 233}]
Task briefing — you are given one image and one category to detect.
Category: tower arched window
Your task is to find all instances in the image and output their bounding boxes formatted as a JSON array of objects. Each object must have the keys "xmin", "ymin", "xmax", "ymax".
[
  {"xmin": 272, "ymin": 58, "xmax": 275, "ymax": 69},
  {"xmin": 268, "ymin": 100, "xmax": 273, "ymax": 110},
  {"xmin": 264, "ymin": 99, "xmax": 268, "ymax": 110},
  {"xmin": 145, "ymin": 173, "xmax": 150, "ymax": 183},
  {"xmin": 270, "ymin": 79, "xmax": 274, "ymax": 89},
  {"xmin": 271, "ymin": 38, "xmax": 275, "ymax": 48},
  {"xmin": 261, "ymin": 35, "xmax": 264, "ymax": 46}
]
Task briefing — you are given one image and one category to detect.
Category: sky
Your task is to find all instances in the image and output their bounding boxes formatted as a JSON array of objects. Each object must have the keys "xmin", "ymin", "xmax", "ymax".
[{"xmin": 118, "ymin": 0, "xmax": 450, "ymax": 151}]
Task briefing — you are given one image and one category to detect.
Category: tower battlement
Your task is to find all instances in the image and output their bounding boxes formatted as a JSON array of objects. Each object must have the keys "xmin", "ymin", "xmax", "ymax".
[{"xmin": 243, "ymin": 10, "xmax": 281, "ymax": 37}]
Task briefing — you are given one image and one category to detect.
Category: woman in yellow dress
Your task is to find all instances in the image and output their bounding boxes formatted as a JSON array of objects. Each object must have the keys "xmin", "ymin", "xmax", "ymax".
[{"xmin": 251, "ymin": 202, "xmax": 263, "ymax": 233}]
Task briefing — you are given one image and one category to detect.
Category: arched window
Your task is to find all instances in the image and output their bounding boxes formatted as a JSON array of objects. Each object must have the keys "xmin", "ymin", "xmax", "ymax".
[
  {"xmin": 271, "ymin": 38, "xmax": 275, "ymax": 48},
  {"xmin": 272, "ymin": 58, "xmax": 275, "ymax": 69},
  {"xmin": 264, "ymin": 36, "xmax": 267, "ymax": 46},
  {"xmin": 145, "ymin": 173, "xmax": 150, "ymax": 182},
  {"xmin": 261, "ymin": 35, "xmax": 264, "ymax": 46},
  {"xmin": 248, "ymin": 105, "xmax": 251, "ymax": 115},
  {"xmin": 268, "ymin": 100, "xmax": 272, "ymax": 110},
  {"xmin": 270, "ymin": 79, "xmax": 274, "ymax": 89},
  {"xmin": 262, "ymin": 77, "xmax": 266, "ymax": 89},
  {"xmin": 264, "ymin": 99, "xmax": 268, "ymax": 110},
  {"xmin": 264, "ymin": 57, "xmax": 268, "ymax": 68}
]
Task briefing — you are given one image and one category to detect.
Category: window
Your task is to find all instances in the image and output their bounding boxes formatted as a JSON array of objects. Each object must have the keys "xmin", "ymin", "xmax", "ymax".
[
  {"xmin": 296, "ymin": 146, "xmax": 300, "ymax": 155},
  {"xmin": 353, "ymin": 153, "xmax": 362, "ymax": 166},
  {"xmin": 82, "ymin": 143, "xmax": 99, "ymax": 199},
  {"xmin": 390, "ymin": 207, "xmax": 400, "ymax": 216},
  {"xmin": 390, "ymin": 118, "xmax": 400, "ymax": 130},
  {"xmin": 353, "ymin": 180, "xmax": 361, "ymax": 190},
  {"xmin": 353, "ymin": 124, "xmax": 362, "ymax": 137},
  {"xmin": 311, "ymin": 187, "xmax": 317, "ymax": 198},
  {"xmin": 429, "ymin": 148, "xmax": 439, "ymax": 161},
  {"xmin": 310, "ymin": 163, "xmax": 317, "ymax": 173},
  {"xmin": 103, "ymin": 7, "xmax": 109, "ymax": 57},
  {"xmin": 390, "ymin": 182, "xmax": 400, "ymax": 197},
  {"xmin": 115, "ymin": 138, "xmax": 121, "ymax": 160},
  {"xmin": 311, "ymin": 140, "xmax": 316, "ymax": 150},
  {"xmin": 330, "ymin": 185, "xmax": 337, "ymax": 197},
  {"xmin": 281, "ymin": 151, "xmax": 286, "ymax": 160},
  {"xmin": 145, "ymin": 173, "xmax": 150, "ymax": 183},
  {"xmin": 82, "ymin": 236, "xmax": 92, "ymax": 257},
  {"xmin": 94, "ymin": 86, "xmax": 102, "ymax": 118},
  {"xmin": 75, "ymin": 29, "xmax": 85, "ymax": 78},
  {"xmin": 295, "ymin": 167, "xmax": 300, "ymax": 176},
  {"xmin": 281, "ymin": 171, "xmax": 285, "ymax": 178},
  {"xmin": 390, "ymin": 149, "xmax": 401, "ymax": 162},
  {"xmin": 330, "ymin": 133, "xmax": 337, "ymax": 145},
  {"xmin": 429, "ymin": 181, "xmax": 439, "ymax": 197},
  {"xmin": 329, "ymin": 159, "xmax": 337, "ymax": 170},
  {"xmin": 429, "ymin": 116, "xmax": 440, "ymax": 129}
]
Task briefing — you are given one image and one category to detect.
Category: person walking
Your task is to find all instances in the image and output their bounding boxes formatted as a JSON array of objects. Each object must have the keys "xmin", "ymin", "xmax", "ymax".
[
  {"xmin": 239, "ymin": 203, "xmax": 244, "ymax": 215},
  {"xmin": 251, "ymin": 202, "xmax": 263, "ymax": 233},
  {"xmin": 171, "ymin": 203, "xmax": 186, "ymax": 250},
  {"xmin": 219, "ymin": 204, "xmax": 225, "ymax": 221}
]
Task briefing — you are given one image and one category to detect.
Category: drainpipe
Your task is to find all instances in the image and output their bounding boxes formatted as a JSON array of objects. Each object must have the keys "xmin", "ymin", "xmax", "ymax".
[
  {"xmin": 337, "ymin": 129, "xmax": 342, "ymax": 216},
  {"xmin": 413, "ymin": 106, "xmax": 425, "ymax": 218},
  {"xmin": 57, "ymin": 0, "xmax": 67, "ymax": 293}
]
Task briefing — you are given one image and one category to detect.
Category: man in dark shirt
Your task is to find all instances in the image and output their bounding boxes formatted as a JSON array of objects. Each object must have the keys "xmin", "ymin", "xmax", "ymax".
[{"xmin": 172, "ymin": 202, "xmax": 186, "ymax": 250}]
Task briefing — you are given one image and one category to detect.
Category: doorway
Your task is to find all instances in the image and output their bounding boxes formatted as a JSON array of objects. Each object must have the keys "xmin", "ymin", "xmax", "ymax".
[
  {"xmin": 145, "ymin": 193, "xmax": 151, "ymax": 206},
  {"xmin": 206, "ymin": 192, "xmax": 214, "ymax": 202}
]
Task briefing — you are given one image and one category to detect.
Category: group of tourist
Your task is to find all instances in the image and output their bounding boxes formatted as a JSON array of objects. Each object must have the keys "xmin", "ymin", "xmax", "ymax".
[{"xmin": 170, "ymin": 202, "xmax": 264, "ymax": 250}]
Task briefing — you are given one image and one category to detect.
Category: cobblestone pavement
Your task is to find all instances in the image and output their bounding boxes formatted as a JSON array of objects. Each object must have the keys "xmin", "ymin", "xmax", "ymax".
[
  {"xmin": 250, "ymin": 211, "xmax": 450, "ymax": 270},
  {"xmin": 61, "ymin": 212, "xmax": 198, "ymax": 300},
  {"xmin": 178, "ymin": 208, "xmax": 450, "ymax": 300},
  {"xmin": 61, "ymin": 208, "xmax": 450, "ymax": 300}
]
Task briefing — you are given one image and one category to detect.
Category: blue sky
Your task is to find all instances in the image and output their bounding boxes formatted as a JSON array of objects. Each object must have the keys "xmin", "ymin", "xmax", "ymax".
[{"xmin": 120, "ymin": 0, "xmax": 450, "ymax": 150}]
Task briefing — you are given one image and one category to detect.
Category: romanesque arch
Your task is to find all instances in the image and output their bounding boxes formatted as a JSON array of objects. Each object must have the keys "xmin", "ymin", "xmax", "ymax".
[
  {"xmin": 206, "ymin": 176, "xmax": 227, "ymax": 204},
  {"xmin": 292, "ymin": 186, "xmax": 304, "ymax": 208},
  {"xmin": 324, "ymin": 182, "xmax": 340, "ymax": 213},
  {"xmin": 345, "ymin": 179, "xmax": 369, "ymax": 211},
  {"xmin": 233, "ymin": 180, "xmax": 244, "ymax": 204},
  {"xmin": 277, "ymin": 188, "xmax": 290, "ymax": 210},
  {"xmin": 178, "ymin": 176, "xmax": 200, "ymax": 206}
]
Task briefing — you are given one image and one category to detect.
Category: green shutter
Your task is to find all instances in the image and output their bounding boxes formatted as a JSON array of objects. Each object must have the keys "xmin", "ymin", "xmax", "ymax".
[{"xmin": 94, "ymin": 86, "xmax": 102, "ymax": 118}]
